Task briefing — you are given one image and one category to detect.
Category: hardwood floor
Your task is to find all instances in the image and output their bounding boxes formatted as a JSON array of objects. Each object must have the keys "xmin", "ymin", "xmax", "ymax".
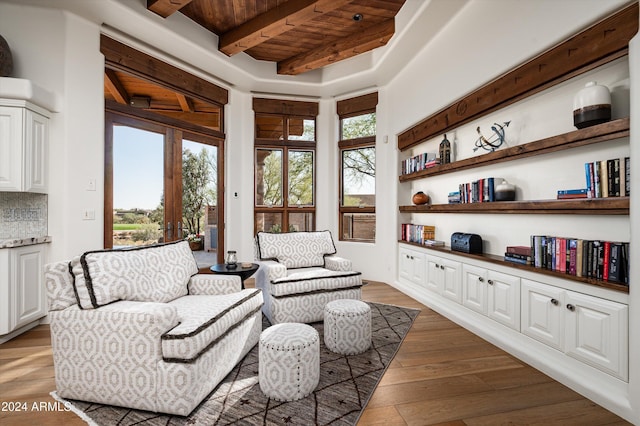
[{"xmin": 0, "ymin": 281, "xmax": 630, "ymax": 425}]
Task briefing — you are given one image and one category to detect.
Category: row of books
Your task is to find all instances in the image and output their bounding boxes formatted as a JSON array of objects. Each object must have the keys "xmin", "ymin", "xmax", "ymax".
[
  {"xmin": 400, "ymin": 152, "xmax": 440, "ymax": 175},
  {"xmin": 529, "ymin": 236, "xmax": 629, "ymax": 284},
  {"xmin": 400, "ymin": 224, "xmax": 444, "ymax": 246},
  {"xmin": 560, "ymin": 157, "xmax": 632, "ymax": 200},
  {"xmin": 585, "ymin": 157, "xmax": 630, "ymax": 198},
  {"xmin": 449, "ymin": 177, "xmax": 501, "ymax": 203}
]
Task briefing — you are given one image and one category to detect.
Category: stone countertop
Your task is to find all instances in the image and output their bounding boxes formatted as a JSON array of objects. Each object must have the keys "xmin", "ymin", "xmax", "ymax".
[{"xmin": 0, "ymin": 236, "xmax": 52, "ymax": 249}]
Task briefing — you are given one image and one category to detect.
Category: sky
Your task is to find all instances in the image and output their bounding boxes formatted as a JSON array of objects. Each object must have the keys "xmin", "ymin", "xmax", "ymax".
[
  {"xmin": 113, "ymin": 126, "xmax": 216, "ymax": 210},
  {"xmin": 113, "ymin": 126, "xmax": 164, "ymax": 210}
]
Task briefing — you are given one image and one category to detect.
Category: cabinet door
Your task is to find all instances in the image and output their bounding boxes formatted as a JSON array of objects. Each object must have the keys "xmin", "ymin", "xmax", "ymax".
[
  {"xmin": 441, "ymin": 258, "xmax": 462, "ymax": 303},
  {"xmin": 398, "ymin": 248, "xmax": 413, "ymax": 282},
  {"xmin": 411, "ymin": 251, "xmax": 426, "ymax": 285},
  {"xmin": 521, "ymin": 279, "xmax": 564, "ymax": 351},
  {"xmin": 487, "ymin": 270, "xmax": 520, "ymax": 330},
  {"xmin": 399, "ymin": 247, "xmax": 425, "ymax": 286},
  {"xmin": 11, "ymin": 245, "xmax": 46, "ymax": 330},
  {"xmin": 0, "ymin": 106, "xmax": 23, "ymax": 191},
  {"xmin": 24, "ymin": 110, "xmax": 48, "ymax": 193},
  {"xmin": 462, "ymin": 264, "xmax": 487, "ymax": 314},
  {"xmin": 564, "ymin": 291, "xmax": 628, "ymax": 381},
  {"xmin": 425, "ymin": 255, "xmax": 443, "ymax": 294}
]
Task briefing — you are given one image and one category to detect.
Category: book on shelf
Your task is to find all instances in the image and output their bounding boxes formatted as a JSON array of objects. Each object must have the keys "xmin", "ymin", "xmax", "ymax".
[
  {"xmin": 401, "ymin": 223, "xmax": 436, "ymax": 245},
  {"xmin": 584, "ymin": 156, "xmax": 629, "ymax": 198},
  {"xmin": 458, "ymin": 176, "xmax": 501, "ymax": 203},
  {"xmin": 530, "ymin": 235, "xmax": 629, "ymax": 285},
  {"xmin": 506, "ymin": 245, "xmax": 531, "ymax": 256},
  {"xmin": 557, "ymin": 189, "xmax": 588, "ymax": 199},
  {"xmin": 401, "ymin": 152, "xmax": 439, "ymax": 175},
  {"xmin": 504, "ymin": 252, "xmax": 532, "ymax": 265},
  {"xmin": 424, "ymin": 239, "xmax": 445, "ymax": 246},
  {"xmin": 448, "ymin": 191, "xmax": 461, "ymax": 204}
]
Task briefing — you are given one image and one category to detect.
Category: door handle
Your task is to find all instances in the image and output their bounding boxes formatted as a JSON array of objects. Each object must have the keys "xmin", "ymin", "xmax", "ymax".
[
  {"xmin": 166, "ymin": 222, "xmax": 172, "ymax": 240},
  {"xmin": 177, "ymin": 222, "xmax": 182, "ymax": 239}
]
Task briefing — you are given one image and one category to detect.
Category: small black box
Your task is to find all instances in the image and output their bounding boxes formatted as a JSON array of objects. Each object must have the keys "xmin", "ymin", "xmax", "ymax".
[{"xmin": 451, "ymin": 232, "xmax": 483, "ymax": 254}]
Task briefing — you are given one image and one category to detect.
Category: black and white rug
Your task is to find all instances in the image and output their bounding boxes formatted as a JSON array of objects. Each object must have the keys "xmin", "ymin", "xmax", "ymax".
[{"xmin": 53, "ymin": 302, "xmax": 419, "ymax": 426}]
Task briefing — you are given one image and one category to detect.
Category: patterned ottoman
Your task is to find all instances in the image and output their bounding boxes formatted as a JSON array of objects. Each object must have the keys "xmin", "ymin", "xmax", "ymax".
[
  {"xmin": 259, "ymin": 323, "xmax": 320, "ymax": 401},
  {"xmin": 324, "ymin": 299, "xmax": 371, "ymax": 355}
]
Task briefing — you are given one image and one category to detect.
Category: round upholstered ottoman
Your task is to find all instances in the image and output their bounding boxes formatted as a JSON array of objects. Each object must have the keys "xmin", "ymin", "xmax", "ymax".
[
  {"xmin": 324, "ymin": 299, "xmax": 371, "ymax": 355},
  {"xmin": 259, "ymin": 322, "xmax": 320, "ymax": 401}
]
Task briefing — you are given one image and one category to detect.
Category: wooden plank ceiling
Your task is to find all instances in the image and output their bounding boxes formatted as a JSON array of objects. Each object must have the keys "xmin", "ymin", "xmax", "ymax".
[
  {"xmin": 104, "ymin": 70, "xmax": 222, "ymax": 130},
  {"xmin": 146, "ymin": 0, "xmax": 407, "ymax": 75}
]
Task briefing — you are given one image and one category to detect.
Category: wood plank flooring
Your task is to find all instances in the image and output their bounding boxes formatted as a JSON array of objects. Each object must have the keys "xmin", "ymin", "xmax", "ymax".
[{"xmin": 0, "ymin": 281, "xmax": 630, "ymax": 425}]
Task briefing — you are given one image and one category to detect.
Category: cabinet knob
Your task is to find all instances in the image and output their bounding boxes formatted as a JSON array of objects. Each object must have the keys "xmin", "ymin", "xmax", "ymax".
[
  {"xmin": 487, "ymin": 279, "xmax": 494, "ymax": 285},
  {"xmin": 478, "ymin": 277, "xmax": 484, "ymax": 282},
  {"xmin": 550, "ymin": 298, "xmax": 559, "ymax": 306},
  {"xmin": 440, "ymin": 265, "xmax": 445, "ymax": 270},
  {"xmin": 566, "ymin": 304, "xmax": 576, "ymax": 312},
  {"xmin": 435, "ymin": 263, "xmax": 440, "ymax": 268}
]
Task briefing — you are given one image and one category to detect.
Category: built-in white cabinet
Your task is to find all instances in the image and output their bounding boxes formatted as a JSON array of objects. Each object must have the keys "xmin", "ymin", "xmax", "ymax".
[
  {"xmin": 0, "ymin": 99, "xmax": 50, "ymax": 193},
  {"xmin": 521, "ymin": 279, "xmax": 628, "ymax": 381},
  {"xmin": 398, "ymin": 246, "xmax": 426, "ymax": 286},
  {"xmin": 0, "ymin": 245, "xmax": 47, "ymax": 336},
  {"xmin": 426, "ymin": 254, "xmax": 461, "ymax": 302},
  {"xmin": 462, "ymin": 264, "xmax": 520, "ymax": 330}
]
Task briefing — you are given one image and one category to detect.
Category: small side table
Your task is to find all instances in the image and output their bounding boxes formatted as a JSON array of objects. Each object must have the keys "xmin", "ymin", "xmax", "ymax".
[{"xmin": 210, "ymin": 263, "xmax": 259, "ymax": 289}]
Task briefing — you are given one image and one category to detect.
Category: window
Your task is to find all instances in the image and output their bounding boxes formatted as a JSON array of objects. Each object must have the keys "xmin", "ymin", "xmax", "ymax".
[
  {"xmin": 102, "ymin": 36, "xmax": 227, "ymax": 264},
  {"xmin": 254, "ymin": 98, "xmax": 318, "ymax": 234},
  {"xmin": 338, "ymin": 93, "xmax": 378, "ymax": 242}
]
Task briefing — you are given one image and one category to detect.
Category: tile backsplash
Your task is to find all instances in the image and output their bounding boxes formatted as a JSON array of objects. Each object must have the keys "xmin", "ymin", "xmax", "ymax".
[{"xmin": 0, "ymin": 193, "xmax": 48, "ymax": 239}]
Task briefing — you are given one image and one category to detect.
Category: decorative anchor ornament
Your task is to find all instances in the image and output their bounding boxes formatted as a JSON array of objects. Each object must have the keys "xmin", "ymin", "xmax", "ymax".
[{"xmin": 474, "ymin": 121, "xmax": 511, "ymax": 152}]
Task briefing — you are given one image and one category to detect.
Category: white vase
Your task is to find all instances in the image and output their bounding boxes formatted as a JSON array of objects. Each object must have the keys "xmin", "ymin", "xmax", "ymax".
[
  {"xmin": 495, "ymin": 180, "xmax": 516, "ymax": 201},
  {"xmin": 573, "ymin": 81, "xmax": 611, "ymax": 129}
]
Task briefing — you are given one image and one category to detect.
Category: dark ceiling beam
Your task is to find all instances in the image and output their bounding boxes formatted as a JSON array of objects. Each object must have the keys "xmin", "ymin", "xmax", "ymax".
[
  {"xmin": 277, "ymin": 18, "xmax": 395, "ymax": 75},
  {"xmin": 104, "ymin": 69, "xmax": 129, "ymax": 105},
  {"xmin": 147, "ymin": 0, "xmax": 194, "ymax": 18},
  {"xmin": 219, "ymin": 0, "xmax": 352, "ymax": 56}
]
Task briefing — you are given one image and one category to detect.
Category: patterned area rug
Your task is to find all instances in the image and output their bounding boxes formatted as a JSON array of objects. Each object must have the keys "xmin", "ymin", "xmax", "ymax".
[{"xmin": 55, "ymin": 302, "xmax": 419, "ymax": 426}]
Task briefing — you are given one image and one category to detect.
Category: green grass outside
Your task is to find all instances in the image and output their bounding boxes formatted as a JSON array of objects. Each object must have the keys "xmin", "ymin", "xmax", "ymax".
[{"xmin": 113, "ymin": 224, "xmax": 145, "ymax": 231}]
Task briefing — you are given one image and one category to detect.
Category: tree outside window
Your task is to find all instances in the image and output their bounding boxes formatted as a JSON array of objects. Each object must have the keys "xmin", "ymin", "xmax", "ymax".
[
  {"xmin": 254, "ymin": 98, "xmax": 318, "ymax": 234},
  {"xmin": 338, "ymin": 93, "xmax": 377, "ymax": 242}
]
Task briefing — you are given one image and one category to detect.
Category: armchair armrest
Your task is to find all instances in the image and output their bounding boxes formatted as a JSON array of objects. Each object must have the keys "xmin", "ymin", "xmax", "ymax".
[
  {"xmin": 50, "ymin": 301, "xmax": 179, "ymax": 342},
  {"xmin": 256, "ymin": 260, "xmax": 287, "ymax": 282},
  {"xmin": 324, "ymin": 255, "xmax": 352, "ymax": 272},
  {"xmin": 49, "ymin": 301, "xmax": 179, "ymax": 412},
  {"xmin": 188, "ymin": 274, "xmax": 241, "ymax": 295}
]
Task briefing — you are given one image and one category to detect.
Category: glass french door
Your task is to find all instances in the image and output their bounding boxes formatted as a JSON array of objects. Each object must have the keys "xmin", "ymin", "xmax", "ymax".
[{"xmin": 104, "ymin": 112, "xmax": 224, "ymax": 264}]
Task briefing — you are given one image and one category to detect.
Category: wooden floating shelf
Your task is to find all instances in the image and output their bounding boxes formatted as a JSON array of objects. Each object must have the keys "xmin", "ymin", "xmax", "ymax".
[
  {"xmin": 399, "ymin": 118, "xmax": 630, "ymax": 182},
  {"xmin": 399, "ymin": 240, "xmax": 629, "ymax": 294},
  {"xmin": 399, "ymin": 197, "xmax": 629, "ymax": 215}
]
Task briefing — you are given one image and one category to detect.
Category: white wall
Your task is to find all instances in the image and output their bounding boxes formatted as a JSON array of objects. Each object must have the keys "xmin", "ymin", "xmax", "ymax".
[{"xmin": 0, "ymin": 0, "xmax": 636, "ymax": 420}]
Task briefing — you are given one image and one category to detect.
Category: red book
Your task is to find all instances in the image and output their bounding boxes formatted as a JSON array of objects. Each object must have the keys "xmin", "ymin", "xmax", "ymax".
[
  {"xmin": 603, "ymin": 241, "xmax": 611, "ymax": 280},
  {"xmin": 506, "ymin": 246, "xmax": 531, "ymax": 256}
]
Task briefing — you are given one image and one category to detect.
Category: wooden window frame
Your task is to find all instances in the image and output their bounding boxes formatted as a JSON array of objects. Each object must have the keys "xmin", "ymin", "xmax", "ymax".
[
  {"xmin": 338, "ymin": 92, "xmax": 378, "ymax": 243},
  {"xmin": 102, "ymin": 35, "xmax": 228, "ymax": 263},
  {"xmin": 253, "ymin": 98, "xmax": 318, "ymax": 235}
]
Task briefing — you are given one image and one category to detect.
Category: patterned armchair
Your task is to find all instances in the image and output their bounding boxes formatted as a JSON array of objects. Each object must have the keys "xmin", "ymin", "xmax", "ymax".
[
  {"xmin": 45, "ymin": 241, "xmax": 263, "ymax": 416},
  {"xmin": 254, "ymin": 230, "xmax": 363, "ymax": 324}
]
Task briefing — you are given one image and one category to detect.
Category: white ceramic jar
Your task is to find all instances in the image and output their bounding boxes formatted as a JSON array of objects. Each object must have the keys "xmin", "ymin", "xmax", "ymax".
[{"xmin": 573, "ymin": 81, "xmax": 611, "ymax": 129}]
